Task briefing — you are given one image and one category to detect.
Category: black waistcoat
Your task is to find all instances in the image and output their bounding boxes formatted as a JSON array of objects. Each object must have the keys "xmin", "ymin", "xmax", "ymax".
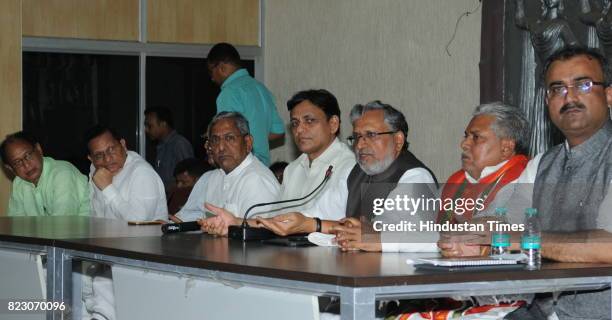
[{"xmin": 345, "ymin": 149, "xmax": 437, "ymax": 221}]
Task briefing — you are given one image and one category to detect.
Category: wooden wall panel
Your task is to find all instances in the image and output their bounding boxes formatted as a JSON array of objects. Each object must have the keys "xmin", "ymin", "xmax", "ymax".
[
  {"xmin": 22, "ymin": 0, "xmax": 139, "ymax": 41},
  {"xmin": 0, "ymin": 0, "xmax": 22, "ymax": 216},
  {"xmin": 148, "ymin": 0, "xmax": 259, "ymax": 46}
]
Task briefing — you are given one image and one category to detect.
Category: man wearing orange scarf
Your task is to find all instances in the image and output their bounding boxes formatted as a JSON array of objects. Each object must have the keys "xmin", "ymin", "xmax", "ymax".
[{"xmin": 438, "ymin": 102, "xmax": 530, "ymax": 225}]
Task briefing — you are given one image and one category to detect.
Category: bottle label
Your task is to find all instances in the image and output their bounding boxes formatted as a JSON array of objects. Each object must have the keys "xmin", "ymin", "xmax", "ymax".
[
  {"xmin": 521, "ymin": 235, "xmax": 541, "ymax": 250},
  {"xmin": 492, "ymin": 234, "xmax": 510, "ymax": 247}
]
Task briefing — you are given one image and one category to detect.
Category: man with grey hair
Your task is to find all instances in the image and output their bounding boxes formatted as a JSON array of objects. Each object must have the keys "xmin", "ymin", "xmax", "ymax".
[
  {"xmin": 437, "ymin": 102, "xmax": 531, "ymax": 224},
  {"xmin": 436, "ymin": 102, "xmax": 531, "ymax": 257},
  {"xmin": 174, "ymin": 111, "xmax": 280, "ymax": 222}
]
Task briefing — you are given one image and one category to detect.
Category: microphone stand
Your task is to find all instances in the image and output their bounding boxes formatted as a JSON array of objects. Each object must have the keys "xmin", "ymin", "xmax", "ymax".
[{"xmin": 228, "ymin": 166, "xmax": 333, "ymax": 241}]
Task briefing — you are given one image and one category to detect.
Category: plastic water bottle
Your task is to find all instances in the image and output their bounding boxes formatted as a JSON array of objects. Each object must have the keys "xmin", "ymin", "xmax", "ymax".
[
  {"xmin": 491, "ymin": 207, "xmax": 510, "ymax": 256},
  {"xmin": 521, "ymin": 208, "xmax": 541, "ymax": 270}
]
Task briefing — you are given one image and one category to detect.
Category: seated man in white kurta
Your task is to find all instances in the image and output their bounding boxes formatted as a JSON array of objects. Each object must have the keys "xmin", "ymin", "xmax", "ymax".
[
  {"xmin": 84, "ymin": 125, "xmax": 168, "ymax": 320},
  {"xmin": 87, "ymin": 126, "xmax": 167, "ymax": 221},
  {"xmin": 174, "ymin": 111, "xmax": 280, "ymax": 222},
  {"xmin": 277, "ymin": 89, "xmax": 355, "ymax": 213}
]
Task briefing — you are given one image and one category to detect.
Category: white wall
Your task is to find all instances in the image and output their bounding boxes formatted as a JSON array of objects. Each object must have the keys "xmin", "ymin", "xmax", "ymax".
[{"xmin": 264, "ymin": 0, "xmax": 481, "ymax": 181}]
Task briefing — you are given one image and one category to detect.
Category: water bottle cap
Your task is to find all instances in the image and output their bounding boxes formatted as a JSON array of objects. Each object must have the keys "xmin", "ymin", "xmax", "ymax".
[
  {"xmin": 495, "ymin": 207, "xmax": 508, "ymax": 215},
  {"xmin": 525, "ymin": 207, "xmax": 538, "ymax": 217}
]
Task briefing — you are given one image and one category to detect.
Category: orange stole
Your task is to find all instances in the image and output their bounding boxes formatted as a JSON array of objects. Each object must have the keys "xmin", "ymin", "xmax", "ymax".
[{"xmin": 437, "ymin": 155, "xmax": 529, "ymax": 223}]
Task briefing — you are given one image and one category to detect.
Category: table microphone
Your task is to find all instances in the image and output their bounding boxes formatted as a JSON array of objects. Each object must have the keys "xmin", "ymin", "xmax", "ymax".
[
  {"xmin": 161, "ymin": 221, "xmax": 201, "ymax": 234},
  {"xmin": 228, "ymin": 165, "xmax": 333, "ymax": 241}
]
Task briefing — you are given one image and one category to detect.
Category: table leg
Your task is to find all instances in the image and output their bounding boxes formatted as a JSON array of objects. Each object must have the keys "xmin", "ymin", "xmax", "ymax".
[
  {"xmin": 339, "ymin": 287, "xmax": 375, "ymax": 320},
  {"xmin": 46, "ymin": 247, "xmax": 72, "ymax": 320}
]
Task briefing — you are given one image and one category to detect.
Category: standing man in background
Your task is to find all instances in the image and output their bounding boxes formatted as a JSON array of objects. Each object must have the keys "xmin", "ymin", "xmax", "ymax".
[
  {"xmin": 144, "ymin": 107, "xmax": 194, "ymax": 191},
  {"xmin": 207, "ymin": 42, "xmax": 285, "ymax": 166}
]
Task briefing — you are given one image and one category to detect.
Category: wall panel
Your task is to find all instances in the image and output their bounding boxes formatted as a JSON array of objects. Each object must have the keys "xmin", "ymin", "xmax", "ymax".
[
  {"xmin": 0, "ymin": 0, "xmax": 22, "ymax": 215},
  {"xmin": 22, "ymin": 0, "xmax": 139, "ymax": 41},
  {"xmin": 148, "ymin": 0, "xmax": 259, "ymax": 45},
  {"xmin": 266, "ymin": 0, "xmax": 481, "ymax": 180}
]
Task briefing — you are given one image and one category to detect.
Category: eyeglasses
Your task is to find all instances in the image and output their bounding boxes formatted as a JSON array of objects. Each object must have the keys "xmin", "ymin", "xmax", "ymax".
[
  {"xmin": 546, "ymin": 79, "xmax": 605, "ymax": 98},
  {"xmin": 347, "ymin": 131, "xmax": 397, "ymax": 146},
  {"xmin": 208, "ymin": 133, "xmax": 247, "ymax": 147},
  {"xmin": 11, "ymin": 149, "xmax": 36, "ymax": 169},
  {"xmin": 91, "ymin": 145, "xmax": 120, "ymax": 162}
]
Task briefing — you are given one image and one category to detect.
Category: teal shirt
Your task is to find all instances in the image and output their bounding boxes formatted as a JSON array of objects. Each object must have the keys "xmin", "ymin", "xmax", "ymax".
[
  {"xmin": 7, "ymin": 157, "xmax": 90, "ymax": 216},
  {"xmin": 217, "ymin": 68, "xmax": 285, "ymax": 166}
]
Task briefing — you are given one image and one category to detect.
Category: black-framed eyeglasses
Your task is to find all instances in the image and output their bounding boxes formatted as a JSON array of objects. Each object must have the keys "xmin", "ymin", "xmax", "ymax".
[
  {"xmin": 91, "ymin": 145, "xmax": 120, "ymax": 162},
  {"xmin": 546, "ymin": 79, "xmax": 605, "ymax": 98},
  {"xmin": 347, "ymin": 131, "xmax": 397, "ymax": 146},
  {"xmin": 10, "ymin": 149, "xmax": 36, "ymax": 169}
]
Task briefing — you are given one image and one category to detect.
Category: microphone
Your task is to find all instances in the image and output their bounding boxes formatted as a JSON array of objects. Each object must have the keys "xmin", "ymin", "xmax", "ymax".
[
  {"xmin": 228, "ymin": 165, "xmax": 333, "ymax": 241},
  {"xmin": 161, "ymin": 221, "xmax": 201, "ymax": 234}
]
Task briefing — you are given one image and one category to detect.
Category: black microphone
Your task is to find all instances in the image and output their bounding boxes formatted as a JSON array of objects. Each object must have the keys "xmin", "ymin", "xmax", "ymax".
[
  {"xmin": 228, "ymin": 165, "xmax": 334, "ymax": 241},
  {"xmin": 161, "ymin": 221, "xmax": 201, "ymax": 234}
]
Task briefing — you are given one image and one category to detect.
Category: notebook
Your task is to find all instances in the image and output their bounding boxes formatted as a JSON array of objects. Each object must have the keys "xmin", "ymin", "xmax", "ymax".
[{"xmin": 415, "ymin": 253, "xmax": 526, "ymax": 267}]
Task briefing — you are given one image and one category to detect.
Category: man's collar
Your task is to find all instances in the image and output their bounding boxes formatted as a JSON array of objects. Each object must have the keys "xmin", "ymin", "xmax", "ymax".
[
  {"xmin": 223, "ymin": 153, "xmax": 254, "ymax": 178},
  {"xmin": 21, "ymin": 156, "xmax": 51, "ymax": 188},
  {"xmin": 221, "ymin": 68, "xmax": 248, "ymax": 89},
  {"xmin": 465, "ymin": 160, "xmax": 508, "ymax": 183},
  {"xmin": 564, "ymin": 120, "xmax": 612, "ymax": 159},
  {"xmin": 363, "ymin": 149, "xmax": 407, "ymax": 181},
  {"xmin": 158, "ymin": 130, "xmax": 177, "ymax": 146},
  {"xmin": 299, "ymin": 137, "xmax": 341, "ymax": 169}
]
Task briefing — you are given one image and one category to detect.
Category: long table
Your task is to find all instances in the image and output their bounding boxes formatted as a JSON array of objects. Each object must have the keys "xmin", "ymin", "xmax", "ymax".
[{"xmin": 1, "ymin": 216, "xmax": 612, "ymax": 320}]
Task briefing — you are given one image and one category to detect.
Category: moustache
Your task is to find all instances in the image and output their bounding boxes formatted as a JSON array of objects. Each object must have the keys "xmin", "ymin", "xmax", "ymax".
[
  {"xmin": 358, "ymin": 150, "xmax": 374, "ymax": 157},
  {"xmin": 560, "ymin": 102, "xmax": 586, "ymax": 114}
]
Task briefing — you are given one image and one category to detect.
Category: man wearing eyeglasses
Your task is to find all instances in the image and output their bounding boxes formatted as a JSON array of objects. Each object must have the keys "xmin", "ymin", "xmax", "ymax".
[
  {"xmin": 514, "ymin": 46, "xmax": 612, "ymax": 320},
  {"xmin": 1, "ymin": 131, "xmax": 89, "ymax": 216},
  {"xmin": 86, "ymin": 125, "xmax": 167, "ymax": 222},
  {"xmin": 173, "ymin": 111, "xmax": 280, "ymax": 222}
]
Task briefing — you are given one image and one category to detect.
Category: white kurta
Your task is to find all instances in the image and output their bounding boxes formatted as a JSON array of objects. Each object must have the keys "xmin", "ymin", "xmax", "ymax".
[
  {"xmin": 175, "ymin": 153, "xmax": 280, "ymax": 221},
  {"xmin": 279, "ymin": 138, "xmax": 355, "ymax": 212},
  {"xmin": 90, "ymin": 151, "xmax": 167, "ymax": 221}
]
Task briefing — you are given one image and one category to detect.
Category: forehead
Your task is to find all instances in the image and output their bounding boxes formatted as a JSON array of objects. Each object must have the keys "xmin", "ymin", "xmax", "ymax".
[
  {"xmin": 466, "ymin": 115, "xmax": 496, "ymax": 133},
  {"xmin": 145, "ymin": 113, "xmax": 158, "ymax": 122},
  {"xmin": 176, "ymin": 171, "xmax": 193, "ymax": 179},
  {"xmin": 290, "ymin": 100, "xmax": 326, "ymax": 118},
  {"xmin": 210, "ymin": 118, "xmax": 240, "ymax": 135},
  {"xmin": 5, "ymin": 140, "xmax": 34, "ymax": 158},
  {"xmin": 353, "ymin": 109, "xmax": 389, "ymax": 131},
  {"xmin": 89, "ymin": 132, "xmax": 117, "ymax": 151},
  {"xmin": 546, "ymin": 55, "xmax": 604, "ymax": 84}
]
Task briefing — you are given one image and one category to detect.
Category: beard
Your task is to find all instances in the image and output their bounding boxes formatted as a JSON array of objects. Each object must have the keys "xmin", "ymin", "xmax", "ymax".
[{"xmin": 357, "ymin": 149, "xmax": 396, "ymax": 175}]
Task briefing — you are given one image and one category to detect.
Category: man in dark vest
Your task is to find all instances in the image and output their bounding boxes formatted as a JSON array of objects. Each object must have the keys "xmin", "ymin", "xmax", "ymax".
[{"xmin": 252, "ymin": 100, "xmax": 437, "ymax": 237}]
